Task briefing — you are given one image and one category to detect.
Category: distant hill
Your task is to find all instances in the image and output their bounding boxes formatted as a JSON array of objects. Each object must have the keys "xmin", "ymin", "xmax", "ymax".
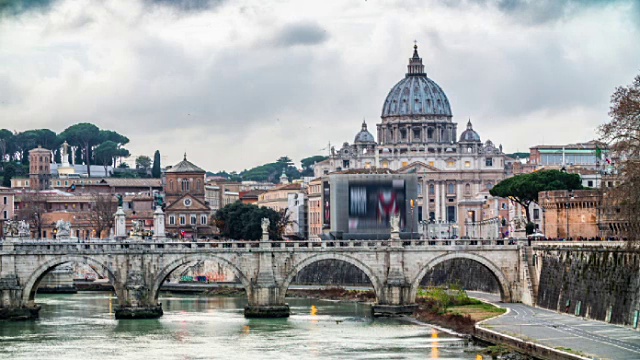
[{"xmin": 208, "ymin": 155, "xmax": 328, "ymax": 184}]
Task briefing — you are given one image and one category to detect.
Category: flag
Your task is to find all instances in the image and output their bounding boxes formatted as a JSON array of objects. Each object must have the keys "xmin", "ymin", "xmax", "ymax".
[{"xmin": 595, "ymin": 146, "xmax": 602, "ymax": 160}]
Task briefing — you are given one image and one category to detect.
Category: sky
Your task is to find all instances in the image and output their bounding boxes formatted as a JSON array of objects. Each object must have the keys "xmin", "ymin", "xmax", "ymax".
[{"xmin": 1, "ymin": 0, "xmax": 639, "ymax": 172}]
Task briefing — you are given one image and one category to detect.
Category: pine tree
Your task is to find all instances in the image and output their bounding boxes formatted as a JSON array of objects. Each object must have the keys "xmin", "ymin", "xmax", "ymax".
[{"xmin": 152, "ymin": 150, "xmax": 161, "ymax": 178}]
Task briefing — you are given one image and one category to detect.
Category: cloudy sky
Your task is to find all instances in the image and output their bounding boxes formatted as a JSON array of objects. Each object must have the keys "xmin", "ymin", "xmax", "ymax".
[{"xmin": 1, "ymin": 0, "xmax": 639, "ymax": 172}]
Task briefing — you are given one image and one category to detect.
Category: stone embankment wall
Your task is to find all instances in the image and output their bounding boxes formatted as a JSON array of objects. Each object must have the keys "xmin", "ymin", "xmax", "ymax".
[
  {"xmin": 534, "ymin": 246, "xmax": 640, "ymax": 327},
  {"xmin": 293, "ymin": 259, "xmax": 501, "ymax": 294}
]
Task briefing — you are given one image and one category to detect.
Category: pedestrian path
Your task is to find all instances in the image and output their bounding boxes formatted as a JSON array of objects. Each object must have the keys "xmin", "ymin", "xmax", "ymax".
[{"xmin": 469, "ymin": 291, "xmax": 640, "ymax": 360}]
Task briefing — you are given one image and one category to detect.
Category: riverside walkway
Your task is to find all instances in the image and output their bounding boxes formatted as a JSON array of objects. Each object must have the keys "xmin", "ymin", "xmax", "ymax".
[{"xmin": 470, "ymin": 292, "xmax": 640, "ymax": 360}]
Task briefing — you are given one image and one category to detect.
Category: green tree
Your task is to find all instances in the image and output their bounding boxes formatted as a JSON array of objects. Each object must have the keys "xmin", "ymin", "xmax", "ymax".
[
  {"xmin": 0, "ymin": 129, "xmax": 13, "ymax": 163},
  {"xmin": 300, "ymin": 155, "xmax": 328, "ymax": 177},
  {"xmin": 136, "ymin": 155, "xmax": 152, "ymax": 171},
  {"xmin": 93, "ymin": 141, "xmax": 119, "ymax": 175},
  {"xmin": 98, "ymin": 130, "xmax": 129, "ymax": 146},
  {"xmin": 214, "ymin": 202, "xmax": 281, "ymax": 240},
  {"xmin": 490, "ymin": 170, "xmax": 582, "ymax": 223},
  {"xmin": 152, "ymin": 150, "xmax": 161, "ymax": 178},
  {"xmin": 2, "ymin": 163, "xmax": 15, "ymax": 187},
  {"xmin": 60, "ymin": 123, "xmax": 101, "ymax": 177}
]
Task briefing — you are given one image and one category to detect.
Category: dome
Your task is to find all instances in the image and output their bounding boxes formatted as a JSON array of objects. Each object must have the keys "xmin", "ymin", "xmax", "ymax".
[
  {"xmin": 354, "ymin": 120, "xmax": 375, "ymax": 143},
  {"xmin": 381, "ymin": 45, "xmax": 452, "ymax": 118},
  {"xmin": 459, "ymin": 119, "xmax": 481, "ymax": 143}
]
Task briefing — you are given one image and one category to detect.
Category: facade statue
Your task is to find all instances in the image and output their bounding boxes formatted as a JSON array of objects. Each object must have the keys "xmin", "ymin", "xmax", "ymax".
[
  {"xmin": 261, "ymin": 218, "xmax": 270, "ymax": 234},
  {"xmin": 389, "ymin": 214, "xmax": 400, "ymax": 233},
  {"xmin": 4, "ymin": 220, "xmax": 18, "ymax": 237},
  {"xmin": 116, "ymin": 194, "xmax": 123, "ymax": 207},
  {"xmin": 154, "ymin": 193, "xmax": 164, "ymax": 208},
  {"xmin": 132, "ymin": 220, "xmax": 143, "ymax": 234}
]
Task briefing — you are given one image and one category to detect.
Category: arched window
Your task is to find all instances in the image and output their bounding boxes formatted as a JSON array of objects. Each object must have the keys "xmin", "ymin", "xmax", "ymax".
[
  {"xmin": 429, "ymin": 184, "xmax": 435, "ymax": 195},
  {"xmin": 196, "ymin": 179, "xmax": 201, "ymax": 190},
  {"xmin": 182, "ymin": 179, "xmax": 190, "ymax": 192},
  {"xmin": 169, "ymin": 180, "xmax": 174, "ymax": 191},
  {"xmin": 465, "ymin": 183, "xmax": 471, "ymax": 194}
]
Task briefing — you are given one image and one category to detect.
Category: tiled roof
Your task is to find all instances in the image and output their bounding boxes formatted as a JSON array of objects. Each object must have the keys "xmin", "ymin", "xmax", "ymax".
[
  {"xmin": 101, "ymin": 178, "xmax": 162, "ymax": 187},
  {"xmin": 166, "ymin": 154, "xmax": 205, "ymax": 173}
]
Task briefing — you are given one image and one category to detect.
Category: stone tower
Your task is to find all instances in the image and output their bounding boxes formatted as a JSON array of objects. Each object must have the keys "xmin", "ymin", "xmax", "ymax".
[{"xmin": 29, "ymin": 146, "xmax": 51, "ymax": 190}]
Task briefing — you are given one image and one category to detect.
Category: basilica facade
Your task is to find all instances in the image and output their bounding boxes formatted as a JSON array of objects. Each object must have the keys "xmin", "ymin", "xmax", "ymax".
[{"xmin": 314, "ymin": 45, "xmax": 513, "ymax": 237}]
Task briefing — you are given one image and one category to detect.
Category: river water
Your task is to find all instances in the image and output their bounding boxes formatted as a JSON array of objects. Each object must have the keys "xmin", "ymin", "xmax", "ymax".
[{"xmin": 0, "ymin": 293, "xmax": 487, "ymax": 359}]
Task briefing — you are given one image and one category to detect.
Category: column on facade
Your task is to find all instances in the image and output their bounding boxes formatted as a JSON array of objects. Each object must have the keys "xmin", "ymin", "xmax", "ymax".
[
  {"xmin": 434, "ymin": 181, "xmax": 441, "ymax": 221},
  {"xmin": 440, "ymin": 182, "xmax": 446, "ymax": 222}
]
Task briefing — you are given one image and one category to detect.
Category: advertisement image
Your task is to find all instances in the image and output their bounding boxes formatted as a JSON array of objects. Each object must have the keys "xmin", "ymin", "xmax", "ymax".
[{"xmin": 348, "ymin": 179, "xmax": 406, "ymax": 232}]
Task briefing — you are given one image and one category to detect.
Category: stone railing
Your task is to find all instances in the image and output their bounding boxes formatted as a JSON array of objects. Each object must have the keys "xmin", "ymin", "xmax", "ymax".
[{"xmin": 0, "ymin": 238, "xmax": 520, "ymax": 253}]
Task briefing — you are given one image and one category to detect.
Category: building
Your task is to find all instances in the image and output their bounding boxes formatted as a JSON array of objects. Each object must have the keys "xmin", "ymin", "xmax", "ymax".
[
  {"xmin": 239, "ymin": 190, "xmax": 266, "ymax": 204},
  {"xmin": 539, "ymin": 190, "xmax": 600, "ymax": 240},
  {"xmin": 256, "ymin": 183, "xmax": 307, "ymax": 239},
  {"xmin": 307, "ymin": 178, "xmax": 323, "ymax": 240},
  {"xmin": 205, "ymin": 180, "xmax": 241, "ymax": 212},
  {"xmin": 163, "ymin": 154, "xmax": 211, "ymax": 239},
  {"xmin": 28, "ymin": 146, "xmax": 52, "ymax": 191},
  {"xmin": 314, "ymin": 45, "xmax": 510, "ymax": 238}
]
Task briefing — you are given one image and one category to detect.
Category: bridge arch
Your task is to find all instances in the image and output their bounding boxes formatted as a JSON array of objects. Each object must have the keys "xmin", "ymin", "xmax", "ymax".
[
  {"xmin": 22, "ymin": 255, "xmax": 119, "ymax": 303},
  {"xmin": 410, "ymin": 253, "xmax": 512, "ymax": 302},
  {"xmin": 280, "ymin": 253, "xmax": 382, "ymax": 303},
  {"xmin": 150, "ymin": 254, "xmax": 251, "ymax": 301}
]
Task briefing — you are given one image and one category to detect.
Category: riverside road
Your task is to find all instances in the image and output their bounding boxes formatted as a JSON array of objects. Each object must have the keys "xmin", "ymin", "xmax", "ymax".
[{"xmin": 469, "ymin": 292, "xmax": 640, "ymax": 360}]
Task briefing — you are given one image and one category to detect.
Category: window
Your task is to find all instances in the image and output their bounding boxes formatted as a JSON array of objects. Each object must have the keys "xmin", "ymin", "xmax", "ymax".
[
  {"xmin": 429, "ymin": 184, "xmax": 435, "ymax": 195},
  {"xmin": 501, "ymin": 203, "xmax": 508, "ymax": 210},
  {"xmin": 417, "ymin": 183, "xmax": 423, "ymax": 195},
  {"xmin": 381, "ymin": 161, "xmax": 389, "ymax": 168},
  {"xmin": 447, "ymin": 183, "xmax": 455, "ymax": 194},
  {"xmin": 2, "ymin": 197, "xmax": 6, "ymax": 205},
  {"xmin": 587, "ymin": 180, "xmax": 593, "ymax": 187},
  {"xmin": 343, "ymin": 160, "xmax": 350, "ymax": 168},
  {"xmin": 3, "ymin": 211, "xmax": 7, "ymax": 219},
  {"xmin": 485, "ymin": 158, "xmax": 493, "ymax": 167},
  {"xmin": 201, "ymin": 215, "xmax": 207, "ymax": 225},
  {"xmin": 446, "ymin": 206, "xmax": 456, "ymax": 222},
  {"xmin": 465, "ymin": 183, "xmax": 471, "ymax": 194},
  {"xmin": 190, "ymin": 215, "xmax": 197, "ymax": 225},
  {"xmin": 170, "ymin": 180, "xmax": 174, "ymax": 191},
  {"xmin": 402, "ymin": 161, "xmax": 408, "ymax": 168},
  {"xmin": 464, "ymin": 161, "xmax": 471, "ymax": 168},
  {"xmin": 182, "ymin": 179, "xmax": 190, "ymax": 192},
  {"xmin": 413, "ymin": 129, "xmax": 421, "ymax": 141},
  {"xmin": 447, "ymin": 161, "xmax": 455, "ymax": 168},
  {"xmin": 533, "ymin": 209, "xmax": 540, "ymax": 220},
  {"xmin": 169, "ymin": 216, "xmax": 175, "ymax": 225},
  {"xmin": 179, "ymin": 215, "xmax": 186, "ymax": 225}
]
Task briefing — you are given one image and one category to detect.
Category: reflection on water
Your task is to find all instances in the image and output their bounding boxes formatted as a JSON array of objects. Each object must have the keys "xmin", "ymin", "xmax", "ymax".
[{"xmin": 0, "ymin": 292, "xmax": 486, "ymax": 360}]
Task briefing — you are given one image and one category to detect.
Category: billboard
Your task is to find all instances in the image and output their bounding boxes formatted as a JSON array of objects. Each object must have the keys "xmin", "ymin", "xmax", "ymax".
[
  {"xmin": 323, "ymin": 181, "xmax": 331, "ymax": 226},
  {"xmin": 347, "ymin": 179, "xmax": 406, "ymax": 232}
]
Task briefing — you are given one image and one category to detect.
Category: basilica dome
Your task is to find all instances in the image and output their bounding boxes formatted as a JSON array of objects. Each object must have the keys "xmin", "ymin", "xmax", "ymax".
[
  {"xmin": 354, "ymin": 120, "xmax": 375, "ymax": 143},
  {"xmin": 381, "ymin": 45, "xmax": 452, "ymax": 118},
  {"xmin": 459, "ymin": 120, "xmax": 481, "ymax": 143}
]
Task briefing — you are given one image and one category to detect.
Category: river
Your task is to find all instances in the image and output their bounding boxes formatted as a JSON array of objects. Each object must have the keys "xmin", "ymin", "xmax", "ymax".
[{"xmin": 0, "ymin": 292, "xmax": 488, "ymax": 359}]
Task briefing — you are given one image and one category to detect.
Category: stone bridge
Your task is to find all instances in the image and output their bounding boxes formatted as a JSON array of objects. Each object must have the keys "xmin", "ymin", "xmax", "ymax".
[{"xmin": 0, "ymin": 237, "xmax": 532, "ymax": 320}]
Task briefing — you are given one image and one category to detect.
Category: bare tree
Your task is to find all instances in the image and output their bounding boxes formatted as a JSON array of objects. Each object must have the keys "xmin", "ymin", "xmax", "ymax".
[
  {"xmin": 87, "ymin": 192, "xmax": 117, "ymax": 239},
  {"xmin": 16, "ymin": 190, "xmax": 46, "ymax": 239},
  {"xmin": 599, "ymin": 73, "xmax": 640, "ymax": 246}
]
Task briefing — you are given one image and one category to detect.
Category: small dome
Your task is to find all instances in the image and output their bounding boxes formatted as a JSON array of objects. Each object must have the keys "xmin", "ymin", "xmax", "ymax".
[
  {"xmin": 381, "ymin": 44, "xmax": 452, "ymax": 118},
  {"xmin": 459, "ymin": 119, "xmax": 481, "ymax": 143},
  {"xmin": 354, "ymin": 120, "xmax": 375, "ymax": 143}
]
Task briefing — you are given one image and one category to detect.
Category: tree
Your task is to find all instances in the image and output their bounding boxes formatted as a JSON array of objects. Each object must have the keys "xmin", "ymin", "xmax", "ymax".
[
  {"xmin": 599, "ymin": 73, "xmax": 640, "ymax": 243},
  {"xmin": 2, "ymin": 163, "xmax": 15, "ymax": 187},
  {"xmin": 16, "ymin": 191, "xmax": 46, "ymax": 239},
  {"xmin": 98, "ymin": 130, "xmax": 129, "ymax": 146},
  {"xmin": 93, "ymin": 141, "xmax": 119, "ymax": 175},
  {"xmin": 490, "ymin": 170, "xmax": 582, "ymax": 223},
  {"xmin": 301, "ymin": 155, "xmax": 328, "ymax": 177},
  {"xmin": 152, "ymin": 150, "xmax": 161, "ymax": 178},
  {"xmin": 214, "ymin": 202, "xmax": 281, "ymax": 240},
  {"xmin": 136, "ymin": 155, "xmax": 152, "ymax": 171},
  {"xmin": 0, "ymin": 129, "xmax": 14, "ymax": 163},
  {"xmin": 60, "ymin": 123, "xmax": 101, "ymax": 177},
  {"xmin": 87, "ymin": 192, "xmax": 117, "ymax": 239}
]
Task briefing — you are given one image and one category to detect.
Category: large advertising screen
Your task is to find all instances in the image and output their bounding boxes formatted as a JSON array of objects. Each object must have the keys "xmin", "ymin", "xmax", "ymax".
[
  {"xmin": 323, "ymin": 181, "xmax": 330, "ymax": 227},
  {"xmin": 348, "ymin": 179, "xmax": 406, "ymax": 232}
]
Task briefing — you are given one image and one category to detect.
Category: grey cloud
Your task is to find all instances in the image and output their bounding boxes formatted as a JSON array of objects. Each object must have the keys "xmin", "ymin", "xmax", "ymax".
[
  {"xmin": 446, "ymin": 0, "xmax": 638, "ymax": 25},
  {"xmin": 143, "ymin": 0, "xmax": 226, "ymax": 12},
  {"xmin": 0, "ymin": 0, "xmax": 57, "ymax": 16},
  {"xmin": 271, "ymin": 22, "xmax": 329, "ymax": 47}
]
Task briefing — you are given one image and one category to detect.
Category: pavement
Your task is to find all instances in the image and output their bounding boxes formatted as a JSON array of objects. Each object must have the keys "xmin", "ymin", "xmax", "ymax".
[{"xmin": 469, "ymin": 291, "xmax": 640, "ymax": 360}]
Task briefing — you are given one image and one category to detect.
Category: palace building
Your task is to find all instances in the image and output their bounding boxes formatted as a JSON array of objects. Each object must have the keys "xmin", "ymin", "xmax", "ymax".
[{"xmin": 313, "ymin": 45, "xmax": 512, "ymax": 238}]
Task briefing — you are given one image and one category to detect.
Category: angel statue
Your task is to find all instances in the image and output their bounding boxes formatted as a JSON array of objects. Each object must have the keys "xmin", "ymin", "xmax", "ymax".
[
  {"xmin": 389, "ymin": 214, "xmax": 400, "ymax": 233},
  {"xmin": 261, "ymin": 218, "xmax": 270, "ymax": 234}
]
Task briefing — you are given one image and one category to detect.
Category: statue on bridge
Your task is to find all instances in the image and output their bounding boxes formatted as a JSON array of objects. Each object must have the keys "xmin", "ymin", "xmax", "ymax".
[
  {"xmin": 389, "ymin": 214, "xmax": 400, "ymax": 233},
  {"xmin": 3, "ymin": 220, "xmax": 19, "ymax": 237},
  {"xmin": 261, "ymin": 218, "xmax": 270, "ymax": 234},
  {"xmin": 17, "ymin": 220, "xmax": 30, "ymax": 238},
  {"xmin": 55, "ymin": 220, "xmax": 72, "ymax": 239},
  {"xmin": 116, "ymin": 194, "xmax": 123, "ymax": 208}
]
